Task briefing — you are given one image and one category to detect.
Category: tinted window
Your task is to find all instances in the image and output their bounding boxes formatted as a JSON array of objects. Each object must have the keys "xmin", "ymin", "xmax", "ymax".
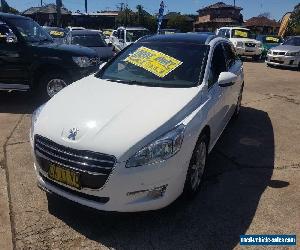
[
  {"xmin": 98, "ymin": 42, "xmax": 209, "ymax": 88},
  {"xmin": 208, "ymin": 44, "xmax": 227, "ymax": 88},
  {"xmin": 223, "ymin": 43, "xmax": 236, "ymax": 68},
  {"xmin": 72, "ymin": 34, "xmax": 107, "ymax": 47},
  {"xmin": 283, "ymin": 37, "xmax": 300, "ymax": 46}
]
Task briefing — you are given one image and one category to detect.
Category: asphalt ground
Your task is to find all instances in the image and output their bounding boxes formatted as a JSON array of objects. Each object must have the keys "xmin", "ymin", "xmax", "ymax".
[{"xmin": 0, "ymin": 61, "xmax": 299, "ymax": 250}]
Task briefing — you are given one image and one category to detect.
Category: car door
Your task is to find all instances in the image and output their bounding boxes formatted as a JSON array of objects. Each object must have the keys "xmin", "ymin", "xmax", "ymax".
[
  {"xmin": 206, "ymin": 43, "xmax": 228, "ymax": 145},
  {"xmin": 223, "ymin": 42, "xmax": 243, "ymax": 117},
  {"xmin": 0, "ymin": 21, "xmax": 30, "ymax": 89}
]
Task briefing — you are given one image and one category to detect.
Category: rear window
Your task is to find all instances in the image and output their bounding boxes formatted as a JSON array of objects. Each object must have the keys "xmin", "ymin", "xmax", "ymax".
[{"xmin": 72, "ymin": 34, "xmax": 107, "ymax": 47}]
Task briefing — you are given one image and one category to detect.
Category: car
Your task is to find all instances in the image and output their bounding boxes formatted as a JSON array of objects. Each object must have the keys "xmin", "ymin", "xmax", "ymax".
[
  {"xmin": 43, "ymin": 26, "xmax": 67, "ymax": 44},
  {"xmin": 110, "ymin": 26, "xmax": 151, "ymax": 51},
  {"xmin": 64, "ymin": 29, "xmax": 115, "ymax": 62},
  {"xmin": 256, "ymin": 35, "xmax": 283, "ymax": 59},
  {"xmin": 31, "ymin": 33, "xmax": 244, "ymax": 212},
  {"xmin": 266, "ymin": 36, "xmax": 300, "ymax": 69},
  {"xmin": 65, "ymin": 26, "xmax": 85, "ymax": 32},
  {"xmin": 0, "ymin": 13, "xmax": 100, "ymax": 100},
  {"xmin": 217, "ymin": 27, "xmax": 263, "ymax": 60}
]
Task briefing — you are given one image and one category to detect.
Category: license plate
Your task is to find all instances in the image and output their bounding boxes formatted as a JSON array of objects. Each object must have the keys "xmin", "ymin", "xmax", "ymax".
[{"xmin": 48, "ymin": 164, "xmax": 81, "ymax": 189}]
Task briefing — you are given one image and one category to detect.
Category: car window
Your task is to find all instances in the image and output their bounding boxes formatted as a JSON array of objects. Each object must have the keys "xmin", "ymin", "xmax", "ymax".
[
  {"xmin": 208, "ymin": 43, "xmax": 227, "ymax": 88},
  {"xmin": 283, "ymin": 37, "xmax": 300, "ymax": 46},
  {"xmin": 218, "ymin": 29, "xmax": 225, "ymax": 37},
  {"xmin": 225, "ymin": 29, "xmax": 230, "ymax": 38},
  {"xmin": 223, "ymin": 42, "xmax": 237, "ymax": 68},
  {"xmin": 98, "ymin": 42, "xmax": 209, "ymax": 88},
  {"xmin": 71, "ymin": 34, "xmax": 107, "ymax": 47}
]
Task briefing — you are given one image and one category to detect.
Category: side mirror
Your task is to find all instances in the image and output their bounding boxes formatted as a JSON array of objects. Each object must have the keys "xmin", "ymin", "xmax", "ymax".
[
  {"xmin": 218, "ymin": 72, "xmax": 238, "ymax": 87},
  {"xmin": 99, "ymin": 62, "xmax": 107, "ymax": 70}
]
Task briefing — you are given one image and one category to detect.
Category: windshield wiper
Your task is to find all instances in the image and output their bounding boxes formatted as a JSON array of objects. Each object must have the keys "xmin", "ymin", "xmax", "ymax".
[{"xmin": 104, "ymin": 79, "xmax": 140, "ymax": 85}]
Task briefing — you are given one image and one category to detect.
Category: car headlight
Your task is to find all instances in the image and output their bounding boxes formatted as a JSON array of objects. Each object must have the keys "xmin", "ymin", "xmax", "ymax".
[
  {"xmin": 30, "ymin": 104, "xmax": 45, "ymax": 140},
  {"xmin": 286, "ymin": 51, "xmax": 300, "ymax": 56},
  {"xmin": 72, "ymin": 56, "xmax": 93, "ymax": 67},
  {"xmin": 126, "ymin": 125, "xmax": 185, "ymax": 168},
  {"xmin": 235, "ymin": 41, "xmax": 244, "ymax": 48}
]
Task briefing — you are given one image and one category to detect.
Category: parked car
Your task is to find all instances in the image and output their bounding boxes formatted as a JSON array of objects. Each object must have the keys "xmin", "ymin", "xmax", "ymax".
[
  {"xmin": 256, "ymin": 35, "xmax": 283, "ymax": 58},
  {"xmin": 43, "ymin": 26, "xmax": 67, "ymax": 44},
  {"xmin": 31, "ymin": 33, "xmax": 244, "ymax": 212},
  {"xmin": 110, "ymin": 27, "xmax": 150, "ymax": 51},
  {"xmin": 0, "ymin": 13, "xmax": 99, "ymax": 100},
  {"xmin": 64, "ymin": 29, "xmax": 114, "ymax": 62},
  {"xmin": 65, "ymin": 26, "xmax": 85, "ymax": 32},
  {"xmin": 217, "ymin": 27, "xmax": 263, "ymax": 60},
  {"xmin": 266, "ymin": 36, "xmax": 300, "ymax": 68}
]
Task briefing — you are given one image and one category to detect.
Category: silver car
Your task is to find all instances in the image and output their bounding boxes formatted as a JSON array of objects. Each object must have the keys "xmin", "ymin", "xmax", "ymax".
[
  {"xmin": 65, "ymin": 29, "xmax": 115, "ymax": 62},
  {"xmin": 266, "ymin": 36, "xmax": 300, "ymax": 68}
]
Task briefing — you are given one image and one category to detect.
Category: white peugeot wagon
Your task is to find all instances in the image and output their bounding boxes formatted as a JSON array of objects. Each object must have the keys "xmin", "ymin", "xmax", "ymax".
[{"xmin": 31, "ymin": 33, "xmax": 244, "ymax": 212}]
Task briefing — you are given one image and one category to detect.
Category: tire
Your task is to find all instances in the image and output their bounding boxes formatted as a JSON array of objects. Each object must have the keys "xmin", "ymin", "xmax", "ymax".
[
  {"xmin": 36, "ymin": 71, "xmax": 69, "ymax": 102},
  {"xmin": 183, "ymin": 134, "xmax": 208, "ymax": 198},
  {"xmin": 233, "ymin": 82, "xmax": 244, "ymax": 118}
]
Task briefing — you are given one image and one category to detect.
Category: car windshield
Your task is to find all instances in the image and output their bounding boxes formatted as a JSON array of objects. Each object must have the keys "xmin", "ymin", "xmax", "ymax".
[
  {"xmin": 283, "ymin": 37, "xmax": 300, "ymax": 46},
  {"xmin": 232, "ymin": 29, "xmax": 251, "ymax": 38},
  {"xmin": 126, "ymin": 29, "xmax": 150, "ymax": 42},
  {"xmin": 262, "ymin": 36, "xmax": 283, "ymax": 44},
  {"xmin": 8, "ymin": 18, "xmax": 53, "ymax": 43},
  {"xmin": 72, "ymin": 34, "xmax": 107, "ymax": 47},
  {"xmin": 45, "ymin": 27, "xmax": 66, "ymax": 38},
  {"xmin": 97, "ymin": 42, "xmax": 209, "ymax": 87}
]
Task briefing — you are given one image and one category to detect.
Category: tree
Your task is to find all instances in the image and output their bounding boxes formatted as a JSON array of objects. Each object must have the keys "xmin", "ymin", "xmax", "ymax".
[
  {"xmin": 0, "ymin": 0, "xmax": 19, "ymax": 13},
  {"xmin": 286, "ymin": 3, "xmax": 300, "ymax": 35},
  {"xmin": 167, "ymin": 14, "xmax": 193, "ymax": 32}
]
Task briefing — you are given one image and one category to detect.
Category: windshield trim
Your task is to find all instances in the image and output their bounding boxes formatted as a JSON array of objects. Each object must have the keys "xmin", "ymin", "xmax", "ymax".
[{"xmin": 96, "ymin": 41, "xmax": 210, "ymax": 88}]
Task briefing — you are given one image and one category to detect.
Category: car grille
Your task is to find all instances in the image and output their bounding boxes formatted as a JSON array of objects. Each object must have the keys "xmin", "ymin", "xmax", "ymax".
[
  {"xmin": 272, "ymin": 51, "xmax": 286, "ymax": 56},
  {"xmin": 245, "ymin": 43, "xmax": 256, "ymax": 48},
  {"xmin": 34, "ymin": 135, "xmax": 116, "ymax": 189}
]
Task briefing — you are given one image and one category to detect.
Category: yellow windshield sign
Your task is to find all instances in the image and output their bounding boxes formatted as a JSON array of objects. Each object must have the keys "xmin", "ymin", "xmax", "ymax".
[
  {"xmin": 50, "ymin": 30, "xmax": 64, "ymax": 37},
  {"xmin": 266, "ymin": 36, "xmax": 279, "ymax": 43},
  {"xmin": 124, "ymin": 46, "xmax": 183, "ymax": 78},
  {"xmin": 234, "ymin": 30, "xmax": 248, "ymax": 38}
]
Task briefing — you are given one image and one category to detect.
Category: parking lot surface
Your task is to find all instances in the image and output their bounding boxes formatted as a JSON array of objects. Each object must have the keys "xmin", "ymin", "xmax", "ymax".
[{"xmin": 0, "ymin": 62, "xmax": 299, "ymax": 250}]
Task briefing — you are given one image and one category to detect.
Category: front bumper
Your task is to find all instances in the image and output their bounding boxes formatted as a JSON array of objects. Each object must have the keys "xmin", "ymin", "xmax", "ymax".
[
  {"xmin": 33, "ymin": 151, "xmax": 189, "ymax": 212},
  {"xmin": 235, "ymin": 47, "xmax": 262, "ymax": 56},
  {"xmin": 266, "ymin": 54, "xmax": 300, "ymax": 68}
]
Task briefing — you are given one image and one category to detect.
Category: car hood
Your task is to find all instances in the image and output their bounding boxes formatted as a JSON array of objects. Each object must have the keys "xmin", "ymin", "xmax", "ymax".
[
  {"xmin": 35, "ymin": 75, "xmax": 199, "ymax": 161},
  {"xmin": 31, "ymin": 42, "xmax": 97, "ymax": 57},
  {"xmin": 230, "ymin": 38, "xmax": 260, "ymax": 44},
  {"xmin": 271, "ymin": 44, "xmax": 300, "ymax": 52}
]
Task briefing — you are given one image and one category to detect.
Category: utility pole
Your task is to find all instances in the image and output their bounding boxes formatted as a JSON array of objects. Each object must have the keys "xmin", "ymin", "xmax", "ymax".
[
  {"xmin": 56, "ymin": 0, "xmax": 62, "ymax": 27},
  {"xmin": 40, "ymin": 0, "xmax": 43, "ymax": 6},
  {"xmin": 85, "ymin": 0, "xmax": 87, "ymax": 13},
  {"xmin": 234, "ymin": 0, "xmax": 236, "ymax": 7}
]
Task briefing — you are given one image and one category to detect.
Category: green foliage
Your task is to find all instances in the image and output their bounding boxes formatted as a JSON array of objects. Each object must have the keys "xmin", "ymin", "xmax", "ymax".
[
  {"xmin": 286, "ymin": 3, "xmax": 300, "ymax": 35},
  {"xmin": 116, "ymin": 5, "xmax": 157, "ymax": 32},
  {"xmin": 166, "ymin": 14, "xmax": 193, "ymax": 32}
]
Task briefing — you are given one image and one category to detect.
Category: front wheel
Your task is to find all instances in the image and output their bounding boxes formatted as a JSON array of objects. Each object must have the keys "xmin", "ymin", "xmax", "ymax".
[
  {"xmin": 183, "ymin": 134, "xmax": 208, "ymax": 198},
  {"xmin": 37, "ymin": 72, "xmax": 69, "ymax": 101}
]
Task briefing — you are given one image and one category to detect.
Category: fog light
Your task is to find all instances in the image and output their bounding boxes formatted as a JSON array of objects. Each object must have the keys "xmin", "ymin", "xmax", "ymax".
[{"xmin": 147, "ymin": 185, "xmax": 168, "ymax": 199}]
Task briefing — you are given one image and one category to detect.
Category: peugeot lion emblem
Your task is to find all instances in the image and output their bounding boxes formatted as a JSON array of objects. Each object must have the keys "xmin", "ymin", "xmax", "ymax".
[{"xmin": 68, "ymin": 128, "xmax": 79, "ymax": 141}]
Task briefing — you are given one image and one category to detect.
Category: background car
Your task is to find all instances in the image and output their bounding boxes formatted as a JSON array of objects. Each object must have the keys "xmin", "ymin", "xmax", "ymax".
[
  {"xmin": 0, "ymin": 13, "xmax": 99, "ymax": 100},
  {"xmin": 110, "ymin": 27, "xmax": 151, "ymax": 51},
  {"xmin": 43, "ymin": 26, "xmax": 67, "ymax": 44},
  {"xmin": 256, "ymin": 35, "xmax": 283, "ymax": 59},
  {"xmin": 266, "ymin": 36, "xmax": 300, "ymax": 68},
  {"xmin": 65, "ymin": 29, "xmax": 114, "ymax": 62},
  {"xmin": 217, "ymin": 27, "xmax": 263, "ymax": 60}
]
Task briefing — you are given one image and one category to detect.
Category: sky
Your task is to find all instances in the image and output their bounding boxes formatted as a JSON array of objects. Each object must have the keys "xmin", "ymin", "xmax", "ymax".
[{"xmin": 6, "ymin": 0, "xmax": 299, "ymax": 20}]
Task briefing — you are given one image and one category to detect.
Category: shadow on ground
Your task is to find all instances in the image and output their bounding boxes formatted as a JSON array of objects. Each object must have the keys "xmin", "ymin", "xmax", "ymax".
[
  {"xmin": 47, "ymin": 106, "xmax": 275, "ymax": 249},
  {"xmin": 0, "ymin": 91, "xmax": 37, "ymax": 114}
]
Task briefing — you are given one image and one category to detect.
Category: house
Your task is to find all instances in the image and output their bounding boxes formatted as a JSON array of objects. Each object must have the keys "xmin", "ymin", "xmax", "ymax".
[
  {"xmin": 23, "ymin": 4, "xmax": 72, "ymax": 27},
  {"xmin": 244, "ymin": 16, "xmax": 280, "ymax": 35},
  {"xmin": 193, "ymin": 2, "xmax": 243, "ymax": 32}
]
